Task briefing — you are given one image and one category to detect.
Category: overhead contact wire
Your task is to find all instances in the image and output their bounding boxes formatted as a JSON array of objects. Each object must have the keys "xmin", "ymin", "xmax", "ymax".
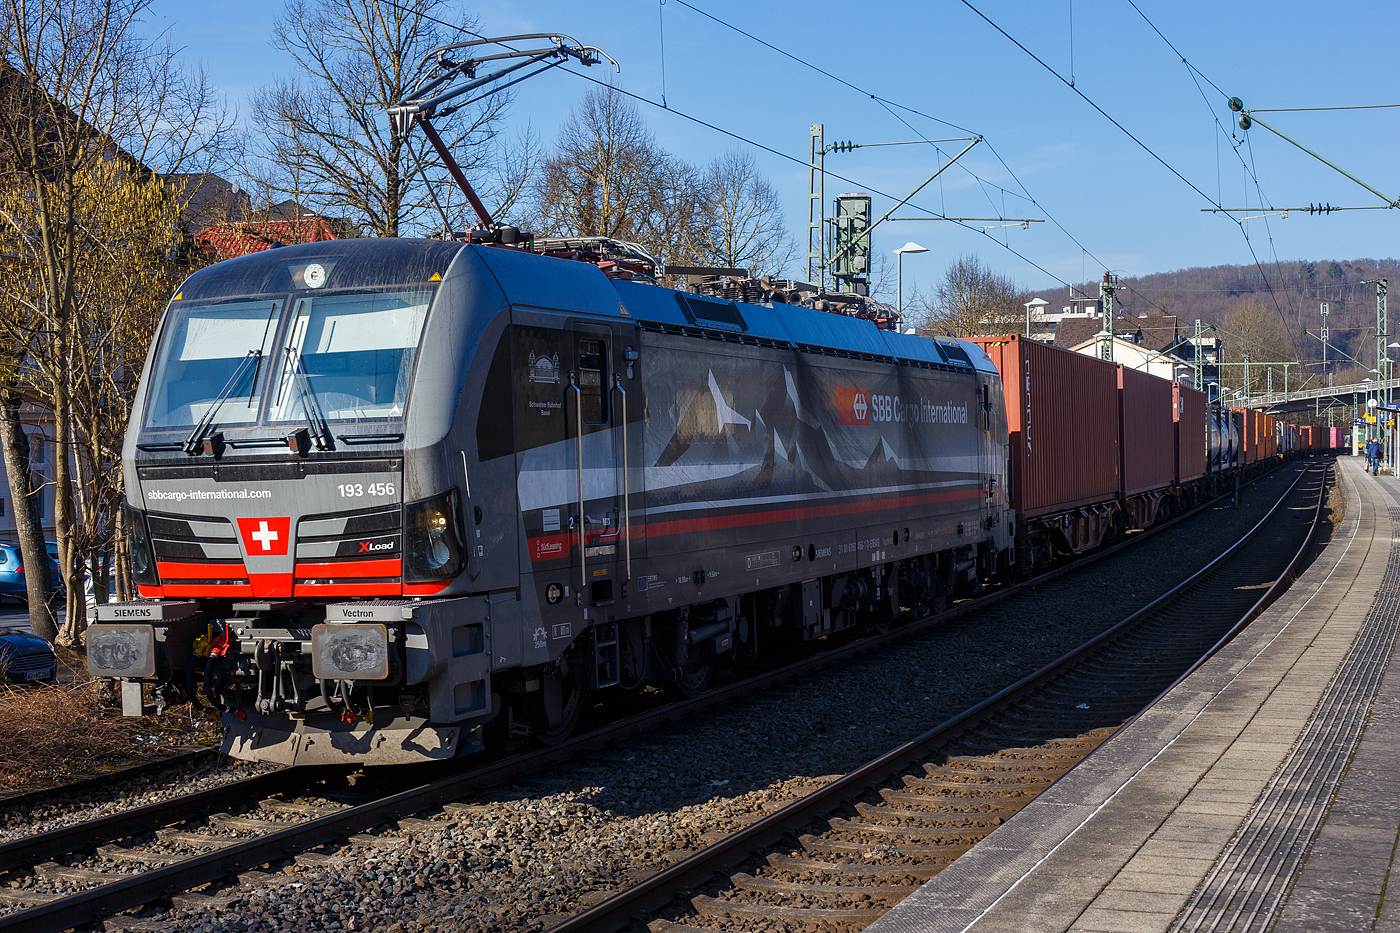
[
  {"xmin": 559, "ymin": 67, "xmax": 1076, "ymax": 290},
  {"xmin": 666, "ymin": 0, "xmax": 1132, "ymax": 294},
  {"xmin": 1123, "ymin": 0, "xmax": 1300, "ymax": 329}
]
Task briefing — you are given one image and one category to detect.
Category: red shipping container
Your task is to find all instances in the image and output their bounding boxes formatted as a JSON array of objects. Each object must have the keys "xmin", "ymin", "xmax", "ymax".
[
  {"xmin": 1173, "ymin": 382, "xmax": 1207, "ymax": 482},
  {"xmin": 1119, "ymin": 366, "xmax": 1175, "ymax": 497},
  {"xmin": 1232, "ymin": 408, "xmax": 1260, "ymax": 464},
  {"xmin": 971, "ymin": 335, "xmax": 1119, "ymax": 519},
  {"xmin": 1331, "ymin": 426, "xmax": 1341, "ymax": 449}
]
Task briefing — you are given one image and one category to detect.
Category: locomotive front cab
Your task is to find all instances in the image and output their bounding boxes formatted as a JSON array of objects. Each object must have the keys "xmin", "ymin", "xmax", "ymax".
[{"xmin": 88, "ymin": 239, "xmax": 509, "ymax": 764}]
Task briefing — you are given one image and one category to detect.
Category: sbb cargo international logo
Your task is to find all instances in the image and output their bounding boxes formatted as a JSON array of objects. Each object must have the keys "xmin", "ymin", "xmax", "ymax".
[{"xmin": 832, "ymin": 386, "xmax": 870, "ymax": 425}]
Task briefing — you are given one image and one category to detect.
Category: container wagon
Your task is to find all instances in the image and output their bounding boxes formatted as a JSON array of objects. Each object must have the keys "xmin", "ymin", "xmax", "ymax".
[
  {"xmin": 1173, "ymin": 381, "xmax": 1207, "ymax": 495},
  {"xmin": 969, "ymin": 335, "xmax": 1120, "ymax": 571},
  {"xmin": 1118, "ymin": 365, "xmax": 1175, "ymax": 527}
]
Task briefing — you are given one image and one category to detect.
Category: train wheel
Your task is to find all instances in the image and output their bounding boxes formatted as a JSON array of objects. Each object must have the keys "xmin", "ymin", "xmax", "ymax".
[
  {"xmin": 999, "ymin": 549, "xmax": 1024, "ymax": 585},
  {"xmin": 670, "ymin": 641, "xmax": 714, "ymax": 698},
  {"xmin": 869, "ymin": 569, "xmax": 897, "ymax": 634},
  {"xmin": 530, "ymin": 653, "xmax": 588, "ymax": 746}
]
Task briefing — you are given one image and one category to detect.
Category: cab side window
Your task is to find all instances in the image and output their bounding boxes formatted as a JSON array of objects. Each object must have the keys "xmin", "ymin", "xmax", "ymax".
[{"xmin": 578, "ymin": 338, "xmax": 609, "ymax": 425}]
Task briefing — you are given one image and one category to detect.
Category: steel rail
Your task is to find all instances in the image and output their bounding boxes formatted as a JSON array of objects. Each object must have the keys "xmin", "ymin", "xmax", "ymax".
[
  {"xmin": 542, "ymin": 461, "xmax": 1325, "ymax": 933},
  {"xmin": 0, "ymin": 748, "xmax": 215, "ymax": 812},
  {"xmin": 0, "ymin": 769, "xmax": 307, "ymax": 874},
  {"xmin": 0, "ymin": 460, "xmax": 1305, "ymax": 933},
  {"xmin": 1123, "ymin": 462, "xmax": 1332, "ymax": 726}
]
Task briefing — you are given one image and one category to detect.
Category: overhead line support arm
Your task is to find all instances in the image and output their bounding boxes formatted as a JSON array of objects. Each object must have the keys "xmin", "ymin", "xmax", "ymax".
[{"xmin": 826, "ymin": 136, "xmax": 982, "ymax": 270}]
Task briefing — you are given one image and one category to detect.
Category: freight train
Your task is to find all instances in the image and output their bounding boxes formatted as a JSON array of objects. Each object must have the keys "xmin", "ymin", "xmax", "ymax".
[{"xmin": 85, "ymin": 237, "xmax": 1314, "ymax": 766}]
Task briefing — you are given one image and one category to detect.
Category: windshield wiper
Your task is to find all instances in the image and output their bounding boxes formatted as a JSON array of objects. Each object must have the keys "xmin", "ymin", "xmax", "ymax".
[
  {"xmin": 184, "ymin": 350, "xmax": 261, "ymax": 456},
  {"xmin": 285, "ymin": 347, "xmax": 335, "ymax": 452}
]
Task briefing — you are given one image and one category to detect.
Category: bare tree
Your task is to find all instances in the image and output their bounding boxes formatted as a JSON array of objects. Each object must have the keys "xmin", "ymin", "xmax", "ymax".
[
  {"xmin": 693, "ymin": 150, "xmax": 794, "ymax": 278},
  {"xmin": 534, "ymin": 86, "xmax": 672, "ymax": 243},
  {"xmin": 253, "ymin": 0, "xmax": 510, "ymax": 237},
  {"xmin": 0, "ymin": 0, "xmax": 231, "ymax": 643},
  {"xmin": 915, "ymin": 254, "xmax": 1028, "ymax": 338},
  {"xmin": 1220, "ymin": 299, "xmax": 1300, "ymax": 396},
  {"xmin": 533, "ymin": 88, "xmax": 797, "ymax": 275}
]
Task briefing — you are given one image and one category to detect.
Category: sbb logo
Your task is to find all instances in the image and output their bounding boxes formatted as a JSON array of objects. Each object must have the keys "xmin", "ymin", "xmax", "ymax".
[{"xmin": 833, "ymin": 386, "xmax": 870, "ymax": 425}]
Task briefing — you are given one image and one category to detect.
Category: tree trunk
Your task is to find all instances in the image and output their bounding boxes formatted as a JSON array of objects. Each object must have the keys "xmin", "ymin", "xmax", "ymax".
[
  {"xmin": 0, "ymin": 386, "xmax": 56, "ymax": 642},
  {"xmin": 114, "ymin": 488, "xmax": 131, "ymax": 602},
  {"xmin": 54, "ymin": 380, "xmax": 83, "ymax": 647},
  {"xmin": 90, "ymin": 550, "xmax": 108, "ymax": 605}
]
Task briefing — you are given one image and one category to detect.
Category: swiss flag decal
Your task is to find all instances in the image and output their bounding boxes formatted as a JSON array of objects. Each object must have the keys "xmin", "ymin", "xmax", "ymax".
[{"xmin": 237, "ymin": 517, "xmax": 291, "ymax": 556}]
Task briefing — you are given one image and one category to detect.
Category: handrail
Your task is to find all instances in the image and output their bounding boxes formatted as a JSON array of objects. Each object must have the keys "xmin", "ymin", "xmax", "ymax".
[
  {"xmin": 613, "ymin": 376, "xmax": 631, "ymax": 581},
  {"xmin": 568, "ymin": 375, "xmax": 585, "ymax": 600}
]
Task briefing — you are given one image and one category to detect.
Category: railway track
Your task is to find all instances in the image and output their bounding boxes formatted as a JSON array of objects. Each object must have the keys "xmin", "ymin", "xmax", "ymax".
[
  {"xmin": 0, "ymin": 460, "xmax": 1314, "ymax": 933},
  {"xmin": 557, "ymin": 461, "xmax": 1330, "ymax": 933},
  {"xmin": 0, "ymin": 750, "xmax": 217, "ymax": 816}
]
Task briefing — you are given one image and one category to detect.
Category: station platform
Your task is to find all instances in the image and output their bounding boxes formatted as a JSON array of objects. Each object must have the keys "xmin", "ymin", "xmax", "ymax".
[{"xmin": 869, "ymin": 455, "xmax": 1400, "ymax": 933}]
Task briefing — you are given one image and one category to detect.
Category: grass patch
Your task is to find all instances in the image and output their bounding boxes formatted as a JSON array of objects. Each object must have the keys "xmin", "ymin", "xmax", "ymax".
[{"xmin": 0, "ymin": 649, "xmax": 219, "ymax": 793}]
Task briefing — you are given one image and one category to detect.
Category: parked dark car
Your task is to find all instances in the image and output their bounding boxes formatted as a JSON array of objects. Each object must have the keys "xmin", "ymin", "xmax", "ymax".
[
  {"xmin": 0, "ymin": 628, "xmax": 57, "ymax": 682},
  {"xmin": 0, "ymin": 544, "xmax": 63, "ymax": 602}
]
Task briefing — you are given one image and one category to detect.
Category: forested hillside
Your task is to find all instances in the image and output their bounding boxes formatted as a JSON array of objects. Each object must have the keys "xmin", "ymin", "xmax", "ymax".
[{"xmin": 1027, "ymin": 257, "xmax": 1400, "ymax": 382}]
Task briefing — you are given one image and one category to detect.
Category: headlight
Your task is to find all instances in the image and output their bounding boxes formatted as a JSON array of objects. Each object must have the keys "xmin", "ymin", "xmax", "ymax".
[
  {"xmin": 125, "ymin": 505, "xmax": 158, "ymax": 587},
  {"xmin": 403, "ymin": 490, "xmax": 463, "ymax": 582},
  {"xmin": 87, "ymin": 624, "xmax": 156, "ymax": 678},
  {"xmin": 311, "ymin": 623, "xmax": 389, "ymax": 680}
]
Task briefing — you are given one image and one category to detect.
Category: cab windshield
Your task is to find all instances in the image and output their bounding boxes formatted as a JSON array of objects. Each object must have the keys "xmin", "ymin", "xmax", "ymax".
[
  {"xmin": 142, "ymin": 287, "xmax": 433, "ymax": 431},
  {"xmin": 143, "ymin": 299, "xmax": 283, "ymax": 429},
  {"xmin": 268, "ymin": 289, "xmax": 431, "ymax": 423}
]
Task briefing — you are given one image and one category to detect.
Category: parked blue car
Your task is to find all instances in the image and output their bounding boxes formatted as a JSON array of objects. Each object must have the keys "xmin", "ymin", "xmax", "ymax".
[
  {"xmin": 0, "ymin": 628, "xmax": 57, "ymax": 682},
  {"xmin": 0, "ymin": 543, "xmax": 63, "ymax": 602}
]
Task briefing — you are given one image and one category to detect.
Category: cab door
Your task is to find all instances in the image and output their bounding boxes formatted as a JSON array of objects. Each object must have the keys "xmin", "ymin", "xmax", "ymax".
[{"xmin": 567, "ymin": 324, "xmax": 624, "ymax": 610}]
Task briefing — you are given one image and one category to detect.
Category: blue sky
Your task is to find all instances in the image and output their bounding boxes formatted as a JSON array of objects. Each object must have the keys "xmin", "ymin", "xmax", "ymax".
[{"xmin": 145, "ymin": 0, "xmax": 1400, "ymax": 296}]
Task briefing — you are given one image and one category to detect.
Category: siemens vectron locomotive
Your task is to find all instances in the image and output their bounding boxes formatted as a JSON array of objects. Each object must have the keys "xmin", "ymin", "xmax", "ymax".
[{"xmin": 88, "ymin": 238, "xmax": 1014, "ymax": 765}]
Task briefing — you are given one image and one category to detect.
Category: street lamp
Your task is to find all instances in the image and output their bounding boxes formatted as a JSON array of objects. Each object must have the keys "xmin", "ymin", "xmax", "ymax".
[
  {"xmin": 1024, "ymin": 296, "xmax": 1049, "ymax": 339},
  {"xmin": 894, "ymin": 242, "xmax": 928, "ymax": 316}
]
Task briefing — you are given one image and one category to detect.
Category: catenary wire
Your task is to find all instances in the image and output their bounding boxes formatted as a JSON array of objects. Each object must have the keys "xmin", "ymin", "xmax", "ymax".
[
  {"xmin": 662, "ymin": 0, "xmax": 1134, "ymax": 299},
  {"xmin": 367, "ymin": 0, "xmax": 1243, "ymax": 315},
  {"xmin": 962, "ymin": 0, "xmax": 1295, "ymax": 331},
  {"xmin": 374, "ymin": 0, "xmax": 1132, "ymax": 301},
  {"xmin": 1123, "ymin": 0, "xmax": 1303, "ymax": 332},
  {"xmin": 558, "ymin": 66, "xmax": 1078, "ymax": 291},
  {"xmin": 356, "ymin": 0, "xmax": 1097, "ymax": 293}
]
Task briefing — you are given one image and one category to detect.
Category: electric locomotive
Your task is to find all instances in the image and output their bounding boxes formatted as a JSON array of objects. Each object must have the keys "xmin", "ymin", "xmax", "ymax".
[{"xmin": 87, "ymin": 237, "xmax": 1013, "ymax": 765}]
